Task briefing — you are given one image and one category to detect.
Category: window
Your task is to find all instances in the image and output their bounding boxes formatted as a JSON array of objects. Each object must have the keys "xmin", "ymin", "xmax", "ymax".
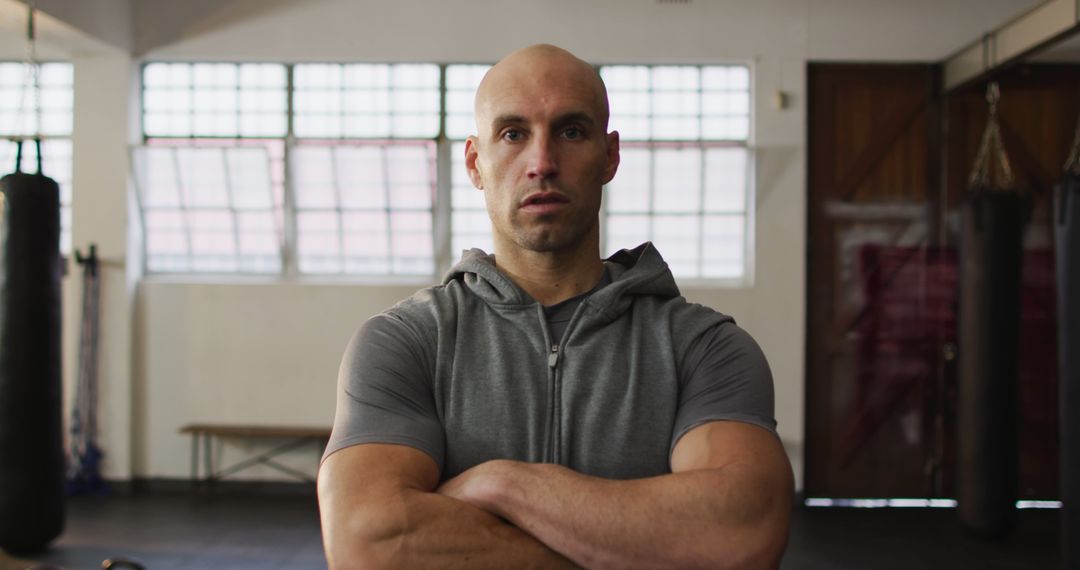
[
  {"xmin": 291, "ymin": 64, "xmax": 439, "ymax": 275},
  {"xmin": 138, "ymin": 63, "xmax": 287, "ymax": 273},
  {"xmin": 601, "ymin": 65, "xmax": 751, "ymax": 280},
  {"xmin": 0, "ymin": 62, "xmax": 74, "ymax": 254},
  {"xmin": 446, "ymin": 65, "xmax": 493, "ymax": 257},
  {"xmin": 136, "ymin": 61, "xmax": 753, "ymax": 282}
]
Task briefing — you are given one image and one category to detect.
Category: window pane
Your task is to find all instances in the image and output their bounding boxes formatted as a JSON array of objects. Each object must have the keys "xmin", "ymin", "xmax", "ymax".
[
  {"xmin": 653, "ymin": 147, "xmax": 702, "ymax": 213},
  {"xmin": 336, "ymin": 146, "xmax": 387, "ymax": 210},
  {"xmin": 653, "ymin": 214, "xmax": 700, "ymax": 277},
  {"xmin": 702, "ymin": 214, "xmax": 744, "ymax": 279},
  {"xmin": 450, "ymin": 141, "xmax": 493, "ymax": 255},
  {"xmin": 142, "ymin": 63, "xmax": 287, "ymax": 137},
  {"xmin": 603, "ymin": 64, "xmax": 749, "ymax": 143},
  {"xmin": 0, "ymin": 62, "xmax": 73, "ymax": 136},
  {"xmin": 135, "ymin": 142, "xmax": 281, "ymax": 273},
  {"xmin": 292, "ymin": 147, "xmax": 338, "ymax": 209},
  {"xmin": 704, "ymin": 147, "xmax": 747, "ymax": 213},
  {"xmin": 601, "ymin": 63, "xmax": 750, "ymax": 281},
  {"xmin": 606, "ymin": 147, "xmax": 651, "ymax": 213},
  {"xmin": 294, "ymin": 63, "xmax": 440, "ymax": 139},
  {"xmin": 293, "ymin": 141, "xmax": 435, "ymax": 275},
  {"xmin": 446, "ymin": 64, "xmax": 491, "ymax": 140}
]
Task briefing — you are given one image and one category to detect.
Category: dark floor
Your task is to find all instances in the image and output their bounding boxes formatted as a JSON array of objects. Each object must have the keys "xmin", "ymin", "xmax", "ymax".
[{"xmin": 4, "ymin": 490, "xmax": 1061, "ymax": 570}]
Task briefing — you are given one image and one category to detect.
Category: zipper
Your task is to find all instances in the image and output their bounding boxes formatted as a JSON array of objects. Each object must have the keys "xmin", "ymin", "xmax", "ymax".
[
  {"xmin": 540, "ymin": 299, "xmax": 588, "ymax": 465},
  {"xmin": 546, "ymin": 341, "xmax": 560, "ymax": 464}
]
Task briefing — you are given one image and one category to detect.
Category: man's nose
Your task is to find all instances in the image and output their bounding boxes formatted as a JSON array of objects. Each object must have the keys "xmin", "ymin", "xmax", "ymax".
[{"xmin": 525, "ymin": 135, "xmax": 558, "ymax": 180}]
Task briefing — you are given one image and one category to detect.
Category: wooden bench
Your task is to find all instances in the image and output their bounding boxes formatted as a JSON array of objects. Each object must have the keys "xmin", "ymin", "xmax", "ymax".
[{"xmin": 179, "ymin": 424, "xmax": 332, "ymax": 485}]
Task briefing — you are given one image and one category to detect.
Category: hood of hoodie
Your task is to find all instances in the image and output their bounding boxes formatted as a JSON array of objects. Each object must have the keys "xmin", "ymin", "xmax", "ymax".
[{"xmin": 442, "ymin": 242, "xmax": 681, "ymax": 320}]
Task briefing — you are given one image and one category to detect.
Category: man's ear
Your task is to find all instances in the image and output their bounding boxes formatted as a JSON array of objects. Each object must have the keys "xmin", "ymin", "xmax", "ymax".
[
  {"xmin": 464, "ymin": 136, "xmax": 484, "ymax": 190},
  {"xmin": 602, "ymin": 130, "xmax": 620, "ymax": 185}
]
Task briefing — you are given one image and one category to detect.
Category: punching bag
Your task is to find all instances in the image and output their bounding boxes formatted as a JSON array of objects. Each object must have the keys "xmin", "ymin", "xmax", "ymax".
[
  {"xmin": 1057, "ymin": 131, "xmax": 1080, "ymax": 569},
  {"xmin": 957, "ymin": 83, "xmax": 1022, "ymax": 538},
  {"xmin": 0, "ymin": 140, "xmax": 65, "ymax": 553}
]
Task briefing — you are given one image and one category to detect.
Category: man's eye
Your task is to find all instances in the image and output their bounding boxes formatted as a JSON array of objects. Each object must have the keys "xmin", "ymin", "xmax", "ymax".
[
  {"xmin": 502, "ymin": 129, "xmax": 523, "ymax": 142},
  {"xmin": 563, "ymin": 127, "xmax": 583, "ymax": 140}
]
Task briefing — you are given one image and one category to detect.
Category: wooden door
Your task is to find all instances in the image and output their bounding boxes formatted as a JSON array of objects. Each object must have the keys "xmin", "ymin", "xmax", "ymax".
[{"xmin": 806, "ymin": 64, "xmax": 944, "ymax": 498}]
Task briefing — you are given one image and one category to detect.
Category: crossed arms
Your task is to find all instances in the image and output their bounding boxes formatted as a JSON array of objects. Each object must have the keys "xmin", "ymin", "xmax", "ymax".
[{"xmin": 318, "ymin": 420, "xmax": 793, "ymax": 569}]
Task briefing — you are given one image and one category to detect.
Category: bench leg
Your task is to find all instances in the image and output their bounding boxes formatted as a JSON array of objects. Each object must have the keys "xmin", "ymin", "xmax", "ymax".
[
  {"xmin": 190, "ymin": 434, "xmax": 198, "ymax": 483},
  {"xmin": 204, "ymin": 433, "xmax": 213, "ymax": 486}
]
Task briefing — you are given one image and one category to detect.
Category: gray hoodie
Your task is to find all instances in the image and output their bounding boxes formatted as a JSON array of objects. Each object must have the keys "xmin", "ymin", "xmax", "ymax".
[{"xmin": 325, "ymin": 242, "xmax": 775, "ymax": 480}]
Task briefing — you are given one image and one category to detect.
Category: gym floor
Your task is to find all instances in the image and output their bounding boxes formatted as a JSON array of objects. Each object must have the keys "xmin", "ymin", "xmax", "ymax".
[{"xmin": 3, "ymin": 489, "xmax": 1061, "ymax": 570}]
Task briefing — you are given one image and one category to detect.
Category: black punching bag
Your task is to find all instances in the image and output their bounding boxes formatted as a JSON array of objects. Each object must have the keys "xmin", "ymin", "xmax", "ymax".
[
  {"xmin": 958, "ymin": 189, "xmax": 1023, "ymax": 538},
  {"xmin": 957, "ymin": 83, "xmax": 1022, "ymax": 539},
  {"xmin": 0, "ymin": 141, "xmax": 65, "ymax": 553},
  {"xmin": 1058, "ymin": 166, "xmax": 1080, "ymax": 569}
]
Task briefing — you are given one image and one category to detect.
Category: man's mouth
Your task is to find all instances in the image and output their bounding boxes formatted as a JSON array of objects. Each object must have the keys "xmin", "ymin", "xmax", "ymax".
[{"xmin": 520, "ymin": 192, "xmax": 570, "ymax": 208}]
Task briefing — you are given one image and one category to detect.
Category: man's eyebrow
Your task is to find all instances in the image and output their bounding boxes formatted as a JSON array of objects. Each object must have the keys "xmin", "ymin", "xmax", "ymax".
[
  {"xmin": 490, "ymin": 114, "xmax": 527, "ymax": 128},
  {"xmin": 552, "ymin": 112, "xmax": 596, "ymax": 128},
  {"xmin": 488, "ymin": 112, "xmax": 598, "ymax": 129}
]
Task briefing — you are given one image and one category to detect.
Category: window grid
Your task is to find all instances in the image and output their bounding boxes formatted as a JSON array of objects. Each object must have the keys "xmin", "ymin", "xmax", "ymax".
[
  {"xmin": 143, "ymin": 63, "xmax": 288, "ymax": 138},
  {"xmin": 137, "ymin": 139, "xmax": 285, "ymax": 273},
  {"xmin": 292, "ymin": 63, "xmax": 440, "ymax": 139},
  {"xmin": 600, "ymin": 63, "xmax": 751, "ymax": 281},
  {"xmin": 139, "ymin": 61, "xmax": 752, "ymax": 282},
  {"xmin": 0, "ymin": 62, "xmax": 74, "ymax": 254},
  {"xmin": 291, "ymin": 141, "xmax": 436, "ymax": 275},
  {"xmin": 445, "ymin": 65, "xmax": 493, "ymax": 259}
]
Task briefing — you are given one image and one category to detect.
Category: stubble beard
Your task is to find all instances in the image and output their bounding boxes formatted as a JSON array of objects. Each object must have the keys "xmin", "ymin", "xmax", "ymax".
[{"xmin": 491, "ymin": 179, "xmax": 603, "ymax": 255}]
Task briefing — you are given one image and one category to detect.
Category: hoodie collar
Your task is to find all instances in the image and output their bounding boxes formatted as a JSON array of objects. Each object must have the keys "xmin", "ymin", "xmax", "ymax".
[{"xmin": 443, "ymin": 242, "xmax": 680, "ymax": 313}]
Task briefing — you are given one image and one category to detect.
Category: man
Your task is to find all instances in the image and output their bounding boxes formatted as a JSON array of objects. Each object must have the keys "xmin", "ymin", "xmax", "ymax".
[{"xmin": 318, "ymin": 44, "xmax": 792, "ymax": 569}]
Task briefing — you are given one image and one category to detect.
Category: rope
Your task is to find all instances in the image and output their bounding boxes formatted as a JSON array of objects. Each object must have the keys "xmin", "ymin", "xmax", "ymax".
[
  {"xmin": 68, "ymin": 245, "xmax": 105, "ymax": 494},
  {"xmin": 967, "ymin": 82, "xmax": 1016, "ymax": 191}
]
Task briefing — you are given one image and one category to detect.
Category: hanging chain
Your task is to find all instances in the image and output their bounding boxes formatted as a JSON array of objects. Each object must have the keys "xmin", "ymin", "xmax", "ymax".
[
  {"xmin": 968, "ymin": 82, "xmax": 1016, "ymax": 190},
  {"xmin": 16, "ymin": 0, "xmax": 43, "ymax": 145}
]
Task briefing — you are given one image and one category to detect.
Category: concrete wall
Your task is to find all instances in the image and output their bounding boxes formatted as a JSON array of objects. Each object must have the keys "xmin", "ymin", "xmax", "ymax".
[{"xmin": 1, "ymin": 0, "xmax": 1042, "ymax": 488}]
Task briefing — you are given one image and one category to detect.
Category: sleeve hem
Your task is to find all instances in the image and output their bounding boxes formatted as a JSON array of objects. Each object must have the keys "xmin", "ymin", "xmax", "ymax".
[
  {"xmin": 321, "ymin": 433, "xmax": 444, "ymax": 472},
  {"xmin": 668, "ymin": 414, "xmax": 779, "ymax": 461}
]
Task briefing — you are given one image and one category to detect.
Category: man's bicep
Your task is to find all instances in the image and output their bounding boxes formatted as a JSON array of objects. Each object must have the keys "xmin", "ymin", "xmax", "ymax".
[
  {"xmin": 670, "ymin": 420, "xmax": 789, "ymax": 475},
  {"xmin": 320, "ymin": 443, "xmax": 440, "ymax": 500},
  {"xmin": 671, "ymin": 322, "xmax": 777, "ymax": 457},
  {"xmin": 324, "ymin": 314, "xmax": 445, "ymax": 469}
]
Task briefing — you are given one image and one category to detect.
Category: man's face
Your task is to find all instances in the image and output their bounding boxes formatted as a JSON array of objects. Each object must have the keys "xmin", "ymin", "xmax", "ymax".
[{"xmin": 465, "ymin": 55, "xmax": 619, "ymax": 255}]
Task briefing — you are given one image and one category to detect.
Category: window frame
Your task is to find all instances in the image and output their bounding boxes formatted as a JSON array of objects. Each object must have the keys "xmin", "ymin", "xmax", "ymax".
[{"xmin": 136, "ymin": 60, "xmax": 755, "ymax": 286}]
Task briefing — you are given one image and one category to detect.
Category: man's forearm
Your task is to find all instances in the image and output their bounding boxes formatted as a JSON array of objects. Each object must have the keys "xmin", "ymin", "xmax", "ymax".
[
  {"xmin": 438, "ymin": 460, "xmax": 790, "ymax": 570},
  {"xmin": 327, "ymin": 486, "xmax": 578, "ymax": 570},
  {"xmin": 318, "ymin": 445, "xmax": 578, "ymax": 570}
]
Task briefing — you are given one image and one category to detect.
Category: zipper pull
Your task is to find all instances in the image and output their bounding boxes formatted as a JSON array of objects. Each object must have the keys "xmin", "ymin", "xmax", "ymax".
[{"xmin": 548, "ymin": 345, "xmax": 560, "ymax": 368}]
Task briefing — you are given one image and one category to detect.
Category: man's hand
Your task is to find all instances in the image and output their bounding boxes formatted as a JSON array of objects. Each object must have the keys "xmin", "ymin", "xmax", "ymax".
[
  {"xmin": 436, "ymin": 459, "xmax": 516, "ymax": 512},
  {"xmin": 432, "ymin": 421, "xmax": 793, "ymax": 570}
]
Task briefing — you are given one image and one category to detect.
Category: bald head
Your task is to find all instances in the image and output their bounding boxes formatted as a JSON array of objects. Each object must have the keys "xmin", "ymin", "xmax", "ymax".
[{"xmin": 474, "ymin": 44, "xmax": 610, "ymax": 135}]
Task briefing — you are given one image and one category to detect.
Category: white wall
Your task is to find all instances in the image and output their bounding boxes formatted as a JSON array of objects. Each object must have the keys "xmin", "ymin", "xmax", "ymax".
[{"xmin": 3, "ymin": 0, "xmax": 1042, "ymax": 488}]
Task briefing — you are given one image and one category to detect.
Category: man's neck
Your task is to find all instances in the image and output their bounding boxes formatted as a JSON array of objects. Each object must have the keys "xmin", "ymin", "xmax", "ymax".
[{"xmin": 494, "ymin": 246, "xmax": 605, "ymax": 307}]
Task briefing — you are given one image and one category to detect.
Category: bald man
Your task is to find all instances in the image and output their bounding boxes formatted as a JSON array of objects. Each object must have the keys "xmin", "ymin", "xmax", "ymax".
[{"xmin": 318, "ymin": 45, "xmax": 792, "ymax": 569}]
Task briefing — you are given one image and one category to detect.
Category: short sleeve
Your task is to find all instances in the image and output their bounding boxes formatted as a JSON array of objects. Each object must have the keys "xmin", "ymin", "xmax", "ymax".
[
  {"xmin": 322, "ymin": 313, "xmax": 445, "ymax": 470},
  {"xmin": 671, "ymin": 322, "xmax": 777, "ymax": 453}
]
